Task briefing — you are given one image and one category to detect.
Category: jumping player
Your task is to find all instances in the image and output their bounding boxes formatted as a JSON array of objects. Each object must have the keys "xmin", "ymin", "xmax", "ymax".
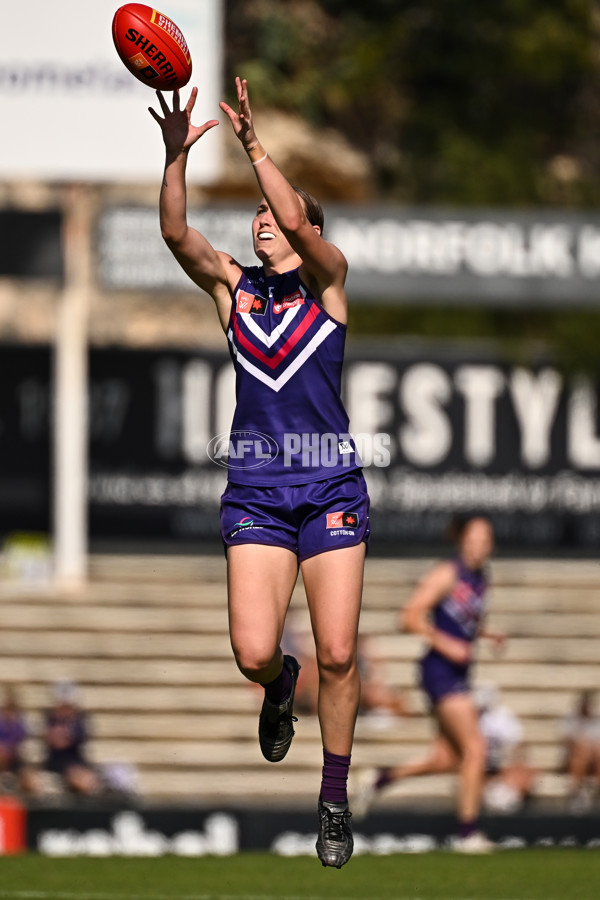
[
  {"xmin": 354, "ymin": 515, "xmax": 505, "ymax": 852},
  {"xmin": 149, "ymin": 78, "xmax": 369, "ymax": 868}
]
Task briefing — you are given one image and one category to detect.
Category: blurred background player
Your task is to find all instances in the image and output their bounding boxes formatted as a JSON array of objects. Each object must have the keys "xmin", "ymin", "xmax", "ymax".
[
  {"xmin": 354, "ymin": 515, "xmax": 505, "ymax": 851},
  {"xmin": 354, "ymin": 681, "xmax": 536, "ymax": 821},
  {"xmin": 150, "ymin": 77, "xmax": 370, "ymax": 868}
]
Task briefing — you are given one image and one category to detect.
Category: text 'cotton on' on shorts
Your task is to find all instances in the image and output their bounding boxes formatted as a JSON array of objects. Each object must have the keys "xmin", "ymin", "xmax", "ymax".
[
  {"xmin": 419, "ymin": 652, "xmax": 471, "ymax": 707},
  {"xmin": 220, "ymin": 469, "xmax": 370, "ymax": 562}
]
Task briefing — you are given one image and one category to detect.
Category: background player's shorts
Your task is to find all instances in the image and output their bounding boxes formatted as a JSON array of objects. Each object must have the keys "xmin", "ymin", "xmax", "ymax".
[
  {"xmin": 220, "ymin": 469, "xmax": 370, "ymax": 562},
  {"xmin": 419, "ymin": 652, "xmax": 471, "ymax": 706}
]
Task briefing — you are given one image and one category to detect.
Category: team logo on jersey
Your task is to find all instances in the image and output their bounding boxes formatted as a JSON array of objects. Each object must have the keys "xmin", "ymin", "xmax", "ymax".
[
  {"xmin": 326, "ymin": 511, "xmax": 359, "ymax": 529},
  {"xmin": 273, "ymin": 291, "xmax": 304, "ymax": 314},
  {"xmin": 236, "ymin": 291, "xmax": 268, "ymax": 315}
]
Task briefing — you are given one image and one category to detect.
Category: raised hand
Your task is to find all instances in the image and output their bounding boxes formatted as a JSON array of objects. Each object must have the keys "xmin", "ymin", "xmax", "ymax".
[
  {"xmin": 219, "ymin": 76, "xmax": 258, "ymax": 149},
  {"xmin": 149, "ymin": 88, "xmax": 219, "ymax": 154}
]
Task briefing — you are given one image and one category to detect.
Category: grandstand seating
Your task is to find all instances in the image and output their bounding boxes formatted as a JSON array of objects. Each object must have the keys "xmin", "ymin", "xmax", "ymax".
[{"xmin": 1, "ymin": 555, "xmax": 598, "ymax": 809}]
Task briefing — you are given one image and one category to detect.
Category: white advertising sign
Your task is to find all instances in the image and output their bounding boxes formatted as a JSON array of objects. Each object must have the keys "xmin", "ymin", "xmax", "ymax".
[{"xmin": 0, "ymin": 1, "xmax": 223, "ymax": 182}]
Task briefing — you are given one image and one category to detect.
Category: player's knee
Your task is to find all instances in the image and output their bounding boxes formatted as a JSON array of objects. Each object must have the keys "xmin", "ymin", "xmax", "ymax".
[
  {"xmin": 316, "ymin": 643, "xmax": 355, "ymax": 677},
  {"xmin": 232, "ymin": 645, "xmax": 276, "ymax": 681}
]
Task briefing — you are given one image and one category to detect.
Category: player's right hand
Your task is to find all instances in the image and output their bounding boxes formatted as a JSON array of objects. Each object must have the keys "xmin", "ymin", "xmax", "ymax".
[{"xmin": 149, "ymin": 88, "xmax": 219, "ymax": 154}]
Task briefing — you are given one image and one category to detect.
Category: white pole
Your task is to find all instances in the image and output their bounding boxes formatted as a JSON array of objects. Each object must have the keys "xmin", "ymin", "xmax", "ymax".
[{"xmin": 53, "ymin": 184, "xmax": 93, "ymax": 588}]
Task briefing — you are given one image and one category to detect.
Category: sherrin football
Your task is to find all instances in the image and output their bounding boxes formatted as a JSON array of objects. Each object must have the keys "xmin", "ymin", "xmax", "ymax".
[{"xmin": 112, "ymin": 4, "xmax": 192, "ymax": 90}]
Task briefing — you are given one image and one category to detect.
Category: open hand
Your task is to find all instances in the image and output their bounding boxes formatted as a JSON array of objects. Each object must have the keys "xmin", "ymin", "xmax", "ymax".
[
  {"xmin": 149, "ymin": 88, "xmax": 219, "ymax": 154},
  {"xmin": 219, "ymin": 76, "xmax": 257, "ymax": 150}
]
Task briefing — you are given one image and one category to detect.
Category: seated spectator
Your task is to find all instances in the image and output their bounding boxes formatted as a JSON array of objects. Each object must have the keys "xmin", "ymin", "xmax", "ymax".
[
  {"xmin": 42, "ymin": 680, "xmax": 102, "ymax": 796},
  {"xmin": 475, "ymin": 683, "xmax": 537, "ymax": 814},
  {"xmin": 559, "ymin": 690, "xmax": 600, "ymax": 812},
  {"xmin": 0, "ymin": 687, "xmax": 39, "ymax": 794}
]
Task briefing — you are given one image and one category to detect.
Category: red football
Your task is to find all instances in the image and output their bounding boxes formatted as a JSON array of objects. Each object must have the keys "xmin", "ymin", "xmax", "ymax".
[{"xmin": 112, "ymin": 4, "xmax": 192, "ymax": 91}]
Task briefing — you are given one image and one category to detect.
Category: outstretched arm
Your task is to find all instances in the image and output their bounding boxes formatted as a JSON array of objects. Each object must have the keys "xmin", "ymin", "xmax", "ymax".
[
  {"xmin": 149, "ymin": 89, "xmax": 237, "ymax": 328},
  {"xmin": 220, "ymin": 77, "xmax": 348, "ymax": 320}
]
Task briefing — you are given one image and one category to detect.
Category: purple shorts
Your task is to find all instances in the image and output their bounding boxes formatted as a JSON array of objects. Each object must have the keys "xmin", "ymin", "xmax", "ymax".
[
  {"xmin": 419, "ymin": 651, "xmax": 470, "ymax": 706},
  {"xmin": 220, "ymin": 469, "xmax": 370, "ymax": 562}
]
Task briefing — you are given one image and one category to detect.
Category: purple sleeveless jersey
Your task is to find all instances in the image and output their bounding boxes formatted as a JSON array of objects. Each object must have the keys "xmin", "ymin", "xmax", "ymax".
[
  {"xmin": 225, "ymin": 265, "xmax": 360, "ymax": 485},
  {"xmin": 420, "ymin": 558, "xmax": 489, "ymax": 704},
  {"xmin": 432, "ymin": 558, "xmax": 488, "ymax": 642}
]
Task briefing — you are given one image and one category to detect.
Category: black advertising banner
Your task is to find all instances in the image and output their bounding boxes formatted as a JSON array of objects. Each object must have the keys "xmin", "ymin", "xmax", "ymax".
[
  {"xmin": 99, "ymin": 205, "xmax": 600, "ymax": 307},
  {"xmin": 0, "ymin": 346, "xmax": 52, "ymax": 534},
  {"xmin": 2, "ymin": 344, "xmax": 600, "ymax": 550},
  {"xmin": 24, "ymin": 804, "xmax": 600, "ymax": 855},
  {"xmin": 0, "ymin": 210, "xmax": 63, "ymax": 280}
]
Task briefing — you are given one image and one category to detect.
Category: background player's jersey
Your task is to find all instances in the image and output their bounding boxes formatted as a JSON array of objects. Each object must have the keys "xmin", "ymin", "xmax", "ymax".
[
  {"xmin": 225, "ymin": 266, "xmax": 360, "ymax": 485},
  {"xmin": 432, "ymin": 558, "xmax": 489, "ymax": 642}
]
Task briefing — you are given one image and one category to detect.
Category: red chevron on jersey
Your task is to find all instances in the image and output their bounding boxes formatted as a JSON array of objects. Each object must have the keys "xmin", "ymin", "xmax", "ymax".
[
  {"xmin": 233, "ymin": 302, "xmax": 320, "ymax": 370},
  {"xmin": 226, "ymin": 266, "xmax": 359, "ymax": 482}
]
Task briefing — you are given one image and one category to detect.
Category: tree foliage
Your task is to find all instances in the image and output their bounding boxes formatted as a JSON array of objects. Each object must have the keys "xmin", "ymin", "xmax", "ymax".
[
  {"xmin": 225, "ymin": 0, "xmax": 600, "ymax": 206},
  {"xmin": 224, "ymin": 1, "xmax": 600, "ymax": 365}
]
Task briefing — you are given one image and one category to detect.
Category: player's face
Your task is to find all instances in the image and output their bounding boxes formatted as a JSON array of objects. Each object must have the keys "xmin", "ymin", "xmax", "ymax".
[
  {"xmin": 459, "ymin": 518, "xmax": 494, "ymax": 569},
  {"xmin": 252, "ymin": 200, "xmax": 294, "ymax": 264}
]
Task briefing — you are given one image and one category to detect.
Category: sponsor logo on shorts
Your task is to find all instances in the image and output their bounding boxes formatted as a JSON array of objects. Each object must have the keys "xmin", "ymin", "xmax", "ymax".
[
  {"xmin": 229, "ymin": 515, "xmax": 265, "ymax": 539},
  {"xmin": 273, "ymin": 292, "xmax": 304, "ymax": 314},
  {"xmin": 234, "ymin": 517, "xmax": 254, "ymax": 528},
  {"xmin": 326, "ymin": 511, "xmax": 359, "ymax": 530}
]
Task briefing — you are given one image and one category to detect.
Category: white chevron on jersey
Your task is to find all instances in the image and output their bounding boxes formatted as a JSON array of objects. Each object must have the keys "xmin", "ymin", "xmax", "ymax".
[
  {"xmin": 227, "ymin": 319, "xmax": 337, "ymax": 393},
  {"xmin": 238, "ymin": 302, "xmax": 303, "ymax": 348}
]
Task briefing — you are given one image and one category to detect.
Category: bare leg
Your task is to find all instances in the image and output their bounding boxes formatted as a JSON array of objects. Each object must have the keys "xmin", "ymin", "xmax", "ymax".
[
  {"xmin": 227, "ymin": 544, "xmax": 299, "ymax": 684},
  {"xmin": 436, "ymin": 692, "xmax": 486, "ymax": 825},
  {"xmin": 301, "ymin": 544, "xmax": 365, "ymax": 756},
  {"xmin": 386, "ymin": 735, "xmax": 459, "ymax": 783}
]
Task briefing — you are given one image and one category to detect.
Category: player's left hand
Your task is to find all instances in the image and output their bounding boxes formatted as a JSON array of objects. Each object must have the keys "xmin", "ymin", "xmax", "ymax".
[{"xmin": 219, "ymin": 76, "xmax": 258, "ymax": 151}]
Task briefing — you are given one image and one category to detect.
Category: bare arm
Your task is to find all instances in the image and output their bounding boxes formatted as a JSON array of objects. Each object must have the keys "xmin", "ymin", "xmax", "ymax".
[
  {"xmin": 149, "ymin": 89, "xmax": 238, "ymax": 330},
  {"xmin": 220, "ymin": 77, "xmax": 348, "ymax": 322},
  {"xmin": 401, "ymin": 562, "xmax": 472, "ymax": 666},
  {"xmin": 479, "ymin": 623, "xmax": 507, "ymax": 653}
]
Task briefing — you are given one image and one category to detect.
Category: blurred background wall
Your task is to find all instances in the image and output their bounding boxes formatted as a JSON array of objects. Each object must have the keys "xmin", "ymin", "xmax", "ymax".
[
  {"xmin": 2, "ymin": 0, "xmax": 600, "ymax": 568},
  {"xmin": 1, "ymin": 1, "xmax": 600, "ymax": 837}
]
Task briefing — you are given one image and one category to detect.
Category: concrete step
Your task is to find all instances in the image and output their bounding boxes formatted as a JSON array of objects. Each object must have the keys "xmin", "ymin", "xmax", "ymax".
[
  {"xmin": 0, "ymin": 631, "xmax": 234, "ymax": 659},
  {"xmin": 128, "ymin": 767, "xmax": 572, "ymax": 803}
]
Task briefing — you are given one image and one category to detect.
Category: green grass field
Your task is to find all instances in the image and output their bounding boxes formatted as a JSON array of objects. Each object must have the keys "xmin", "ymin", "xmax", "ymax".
[{"xmin": 0, "ymin": 850, "xmax": 599, "ymax": 900}]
